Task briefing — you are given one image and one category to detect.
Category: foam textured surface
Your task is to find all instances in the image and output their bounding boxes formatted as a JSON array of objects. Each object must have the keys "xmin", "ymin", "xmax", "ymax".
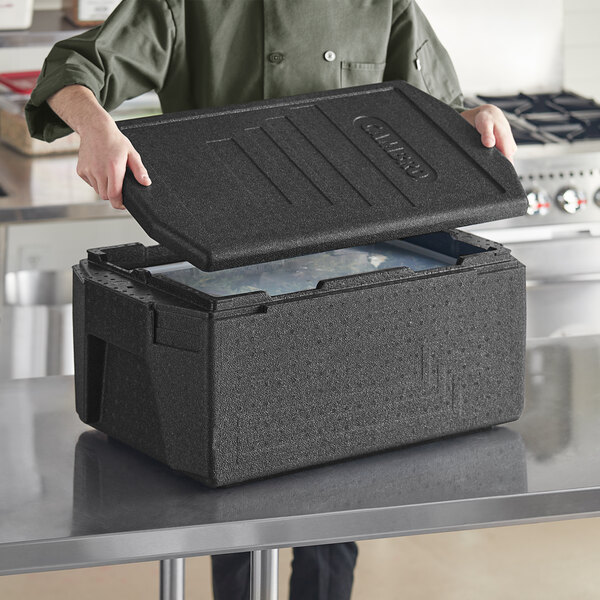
[
  {"xmin": 118, "ymin": 81, "xmax": 527, "ymax": 271},
  {"xmin": 73, "ymin": 230, "xmax": 526, "ymax": 487}
]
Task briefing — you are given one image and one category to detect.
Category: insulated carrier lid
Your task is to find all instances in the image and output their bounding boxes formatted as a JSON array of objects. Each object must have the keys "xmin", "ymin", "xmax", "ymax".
[{"xmin": 119, "ymin": 80, "xmax": 526, "ymax": 271}]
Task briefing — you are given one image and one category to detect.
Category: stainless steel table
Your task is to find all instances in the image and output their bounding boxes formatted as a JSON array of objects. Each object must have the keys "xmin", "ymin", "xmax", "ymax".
[{"xmin": 1, "ymin": 335, "xmax": 600, "ymax": 599}]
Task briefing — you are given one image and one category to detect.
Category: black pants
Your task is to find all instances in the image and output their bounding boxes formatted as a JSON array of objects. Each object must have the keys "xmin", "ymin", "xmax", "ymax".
[{"xmin": 211, "ymin": 543, "xmax": 358, "ymax": 600}]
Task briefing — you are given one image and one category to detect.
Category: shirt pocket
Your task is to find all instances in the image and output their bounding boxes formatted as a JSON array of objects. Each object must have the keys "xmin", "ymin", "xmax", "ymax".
[
  {"xmin": 340, "ymin": 61, "xmax": 386, "ymax": 88},
  {"xmin": 414, "ymin": 39, "xmax": 458, "ymax": 104}
]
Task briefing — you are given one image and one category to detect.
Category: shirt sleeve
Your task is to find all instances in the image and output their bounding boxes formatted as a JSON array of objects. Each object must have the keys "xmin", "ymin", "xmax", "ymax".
[
  {"xmin": 384, "ymin": 0, "xmax": 464, "ymax": 111},
  {"xmin": 25, "ymin": 0, "xmax": 177, "ymax": 142}
]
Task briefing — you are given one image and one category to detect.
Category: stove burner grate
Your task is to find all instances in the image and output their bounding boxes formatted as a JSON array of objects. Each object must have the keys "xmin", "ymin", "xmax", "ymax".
[{"xmin": 474, "ymin": 91, "xmax": 600, "ymax": 143}]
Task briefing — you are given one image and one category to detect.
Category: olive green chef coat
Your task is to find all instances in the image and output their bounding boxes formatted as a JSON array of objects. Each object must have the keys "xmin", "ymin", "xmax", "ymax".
[{"xmin": 26, "ymin": 0, "xmax": 464, "ymax": 142}]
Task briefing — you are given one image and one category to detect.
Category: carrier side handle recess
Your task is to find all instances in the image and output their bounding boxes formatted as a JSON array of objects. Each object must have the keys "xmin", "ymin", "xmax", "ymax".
[{"xmin": 153, "ymin": 304, "xmax": 206, "ymax": 351}]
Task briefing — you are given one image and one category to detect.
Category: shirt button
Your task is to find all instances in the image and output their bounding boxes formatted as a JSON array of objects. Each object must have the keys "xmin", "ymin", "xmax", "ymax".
[
  {"xmin": 323, "ymin": 50, "xmax": 336, "ymax": 62},
  {"xmin": 268, "ymin": 52, "xmax": 284, "ymax": 64}
]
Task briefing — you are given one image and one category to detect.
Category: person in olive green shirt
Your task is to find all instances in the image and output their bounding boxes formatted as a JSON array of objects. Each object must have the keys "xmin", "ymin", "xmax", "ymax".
[
  {"xmin": 26, "ymin": 3, "xmax": 516, "ymax": 598},
  {"xmin": 26, "ymin": 0, "xmax": 516, "ymax": 212}
]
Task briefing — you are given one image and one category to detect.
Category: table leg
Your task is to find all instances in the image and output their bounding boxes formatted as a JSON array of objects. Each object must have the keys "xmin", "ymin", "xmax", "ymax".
[
  {"xmin": 160, "ymin": 557, "xmax": 185, "ymax": 600},
  {"xmin": 250, "ymin": 549, "xmax": 279, "ymax": 600}
]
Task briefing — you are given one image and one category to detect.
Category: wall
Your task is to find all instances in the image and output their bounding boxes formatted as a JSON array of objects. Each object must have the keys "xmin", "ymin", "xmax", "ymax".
[
  {"xmin": 563, "ymin": 0, "xmax": 600, "ymax": 101},
  {"xmin": 417, "ymin": 0, "xmax": 564, "ymax": 95},
  {"xmin": 417, "ymin": 0, "xmax": 600, "ymax": 101},
  {"xmin": 33, "ymin": 0, "xmax": 63, "ymax": 9}
]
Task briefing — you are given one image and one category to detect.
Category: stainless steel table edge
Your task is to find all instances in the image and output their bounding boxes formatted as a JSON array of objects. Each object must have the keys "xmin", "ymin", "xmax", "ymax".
[
  {"xmin": 2, "ymin": 487, "xmax": 600, "ymax": 576},
  {"xmin": 0, "ymin": 204, "xmax": 129, "ymax": 224}
]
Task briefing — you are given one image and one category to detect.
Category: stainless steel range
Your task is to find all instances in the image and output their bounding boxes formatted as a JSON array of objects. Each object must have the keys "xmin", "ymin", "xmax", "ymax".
[{"xmin": 465, "ymin": 91, "xmax": 600, "ymax": 339}]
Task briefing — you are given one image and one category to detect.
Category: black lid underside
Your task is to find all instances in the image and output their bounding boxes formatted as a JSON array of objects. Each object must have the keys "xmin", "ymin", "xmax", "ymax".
[{"xmin": 119, "ymin": 81, "xmax": 526, "ymax": 271}]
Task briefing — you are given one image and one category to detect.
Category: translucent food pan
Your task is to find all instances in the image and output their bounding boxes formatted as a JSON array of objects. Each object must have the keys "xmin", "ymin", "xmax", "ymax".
[{"xmin": 145, "ymin": 239, "xmax": 456, "ymax": 298}]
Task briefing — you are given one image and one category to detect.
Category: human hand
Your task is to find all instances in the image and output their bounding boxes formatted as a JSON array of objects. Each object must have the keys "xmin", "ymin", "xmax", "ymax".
[
  {"xmin": 46, "ymin": 85, "xmax": 152, "ymax": 209},
  {"xmin": 76, "ymin": 118, "xmax": 151, "ymax": 209},
  {"xmin": 460, "ymin": 104, "xmax": 517, "ymax": 164}
]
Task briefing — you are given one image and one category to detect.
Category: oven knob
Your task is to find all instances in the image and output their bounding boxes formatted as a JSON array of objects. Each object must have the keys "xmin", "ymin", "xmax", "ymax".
[
  {"xmin": 526, "ymin": 187, "xmax": 551, "ymax": 216},
  {"xmin": 594, "ymin": 188, "xmax": 600, "ymax": 207},
  {"xmin": 556, "ymin": 187, "xmax": 587, "ymax": 213}
]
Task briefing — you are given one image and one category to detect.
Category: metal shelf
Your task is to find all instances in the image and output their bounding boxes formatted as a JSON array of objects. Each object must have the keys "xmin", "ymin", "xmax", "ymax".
[{"xmin": 0, "ymin": 10, "xmax": 88, "ymax": 48}]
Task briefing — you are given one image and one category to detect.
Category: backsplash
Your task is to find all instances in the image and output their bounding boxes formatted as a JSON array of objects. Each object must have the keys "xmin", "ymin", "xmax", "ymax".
[
  {"xmin": 418, "ymin": 0, "xmax": 564, "ymax": 95},
  {"xmin": 563, "ymin": 0, "xmax": 600, "ymax": 101},
  {"xmin": 420, "ymin": 0, "xmax": 599, "ymax": 101}
]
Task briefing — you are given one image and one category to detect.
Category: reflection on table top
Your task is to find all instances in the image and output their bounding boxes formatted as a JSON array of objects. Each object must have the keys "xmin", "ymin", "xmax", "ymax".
[{"xmin": 1, "ymin": 335, "xmax": 600, "ymax": 575}]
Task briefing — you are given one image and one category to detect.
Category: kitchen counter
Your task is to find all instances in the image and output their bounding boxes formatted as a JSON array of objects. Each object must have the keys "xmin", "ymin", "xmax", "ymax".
[
  {"xmin": 1, "ymin": 334, "xmax": 600, "ymax": 579},
  {"xmin": 0, "ymin": 142, "xmax": 129, "ymax": 223}
]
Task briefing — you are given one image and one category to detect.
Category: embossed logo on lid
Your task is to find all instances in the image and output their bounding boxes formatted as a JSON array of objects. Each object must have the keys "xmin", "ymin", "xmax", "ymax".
[{"xmin": 354, "ymin": 116, "xmax": 437, "ymax": 181}]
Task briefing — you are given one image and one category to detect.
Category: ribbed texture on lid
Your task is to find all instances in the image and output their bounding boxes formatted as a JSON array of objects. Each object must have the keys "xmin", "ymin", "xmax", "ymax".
[{"xmin": 119, "ymin": 81, "xmax": 526, "ymax": 271}]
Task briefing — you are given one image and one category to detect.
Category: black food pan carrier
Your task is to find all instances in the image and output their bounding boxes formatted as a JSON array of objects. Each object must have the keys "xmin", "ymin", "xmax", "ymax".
[{"xmin": 73, "ymin": 81, "xmax": 527, "ymax": 487}]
